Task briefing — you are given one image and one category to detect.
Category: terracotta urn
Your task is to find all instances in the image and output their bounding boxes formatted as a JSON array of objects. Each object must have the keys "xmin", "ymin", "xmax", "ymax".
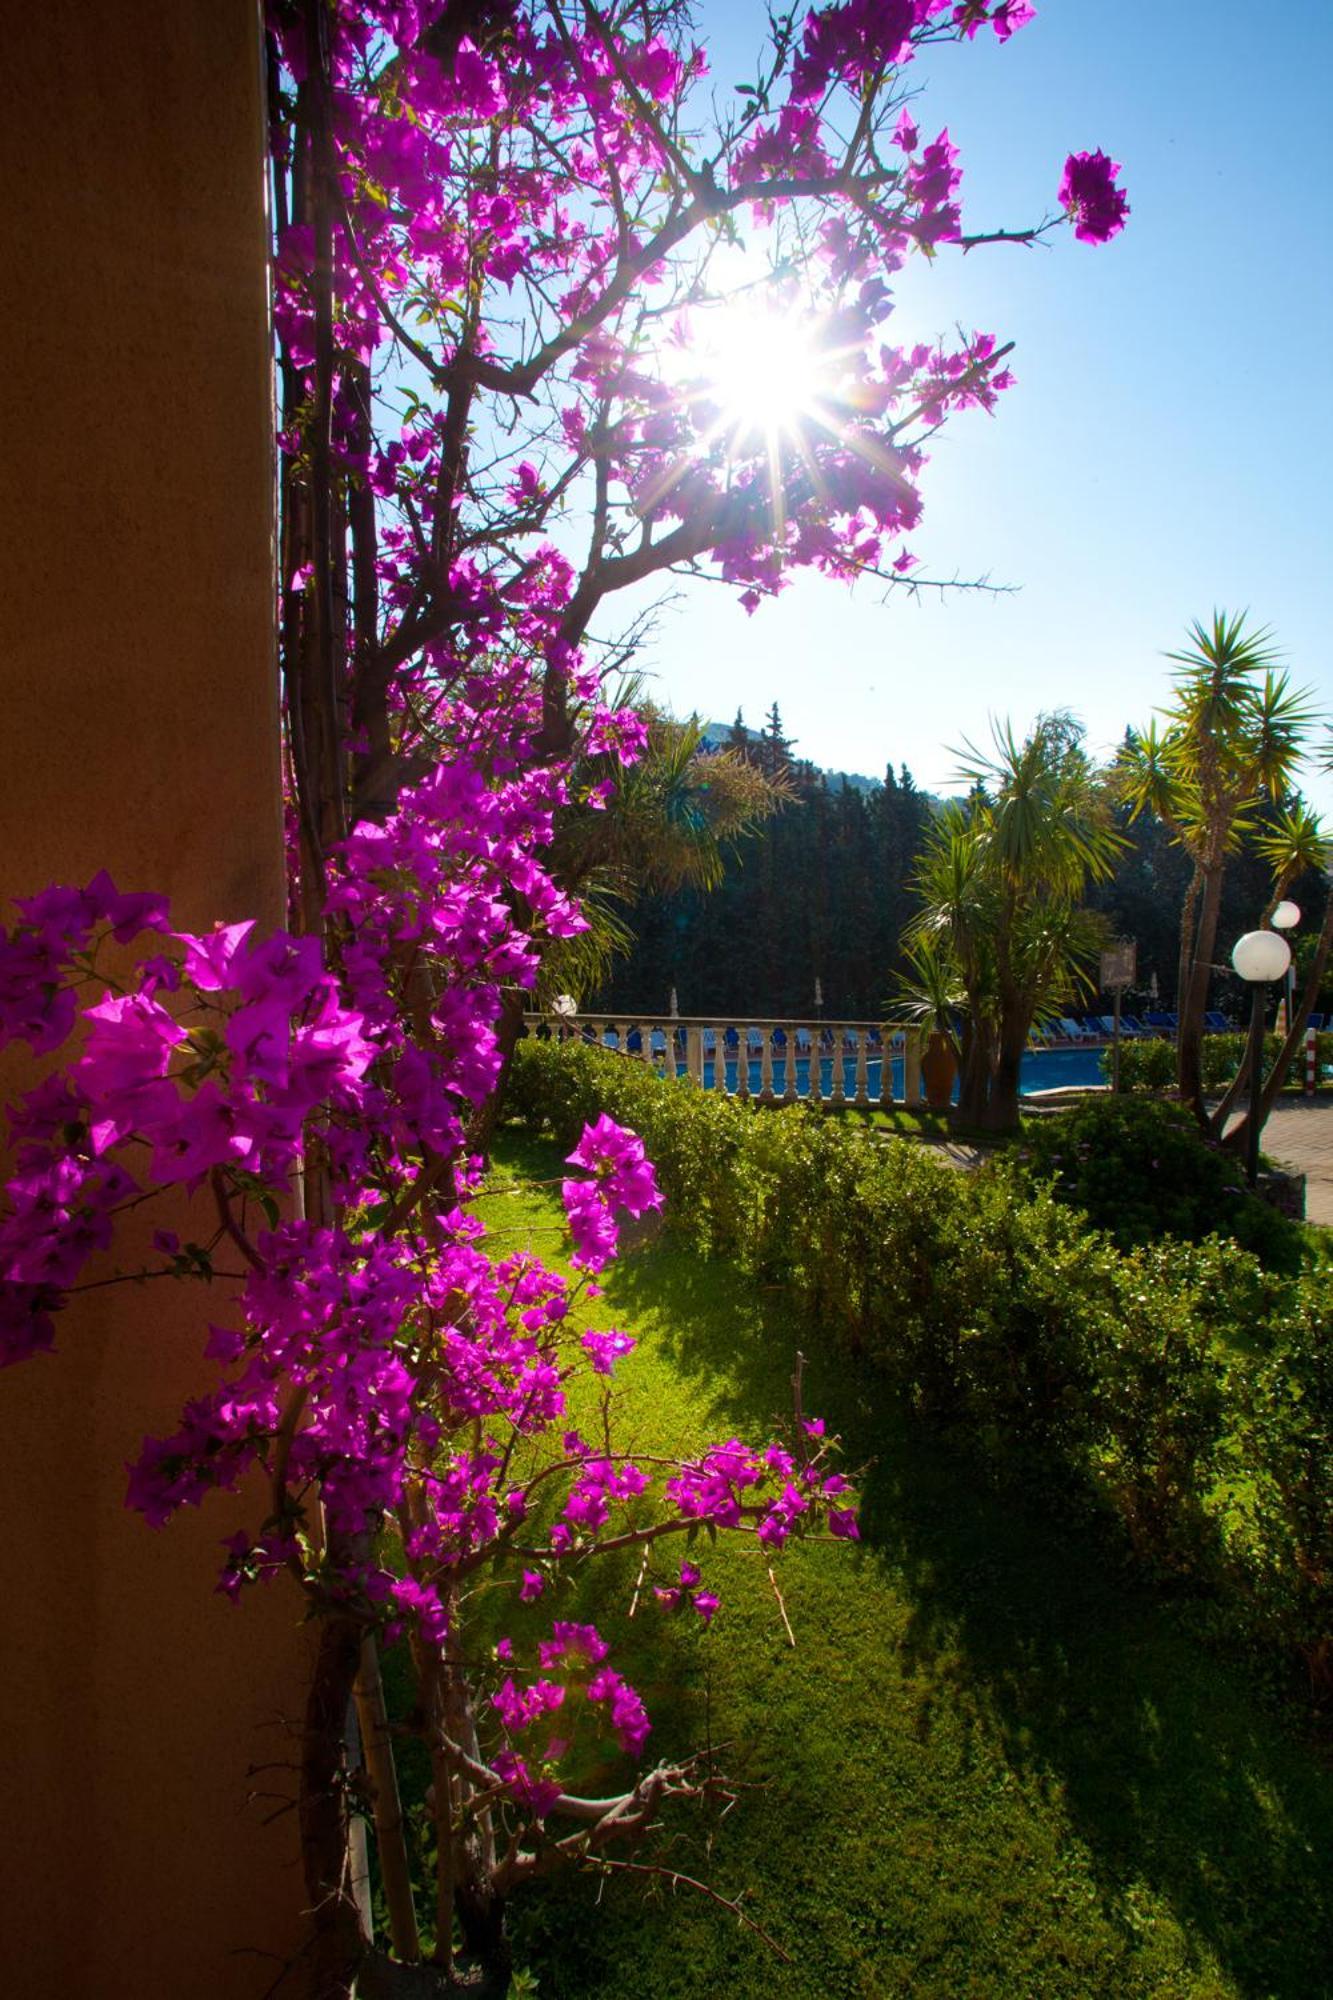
[{"xmin": 921, "ymin": 1029, "xmax": 958, "ymax": 1110}]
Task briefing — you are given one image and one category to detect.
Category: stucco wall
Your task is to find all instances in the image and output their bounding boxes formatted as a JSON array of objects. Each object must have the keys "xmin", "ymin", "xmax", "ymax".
[{"xmin": 0, "ymin": 5, "xmax": 308, "ymax": 1993}]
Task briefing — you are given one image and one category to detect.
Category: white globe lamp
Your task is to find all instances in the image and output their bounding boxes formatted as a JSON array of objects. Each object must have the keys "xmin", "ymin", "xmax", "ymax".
[{"xmin": 1231, "ymin": 930, "xmax": 1292, "ymax": 983}]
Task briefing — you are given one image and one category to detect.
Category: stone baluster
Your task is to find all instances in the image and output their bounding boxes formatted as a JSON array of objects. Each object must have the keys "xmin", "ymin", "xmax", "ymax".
[
  {"xmin": 854, "ymin": 1027, "xmax": 869, "ymax": 1107},
  {"xmin": 686, "ymin": 1023, "xmax": 703, "ymax": 1086},
  {"xmin": 809, "ymin": 1024, "xmax": 823, "ymax": 1106},
  {"xmin": 782, "ymin": 1026, "xmax": 798, "ymax": 1102},
  {"xmin": 830, "ymin": 1022, "xmax": 846, "ymax": 1105},
  {"xmin": 879, "ymin": 1027, "xmax": 895, "ymax": 1108},
  {"xmin": 904, "ymin": 1027, "xmax": 923, "ymax": 1106},
  {"xmin": 734, "ymin": 1024, "xmax": 749, "ymax": 1100},
  {"xmin": 759, "ymin": 1026, "xmax": 774, "ymax": 1103}
]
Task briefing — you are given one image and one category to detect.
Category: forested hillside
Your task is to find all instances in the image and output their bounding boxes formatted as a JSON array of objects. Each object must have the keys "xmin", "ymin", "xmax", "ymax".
[{"xmin": 593, "ymin": 713, "xmax": 1322, "ymax": 1023}]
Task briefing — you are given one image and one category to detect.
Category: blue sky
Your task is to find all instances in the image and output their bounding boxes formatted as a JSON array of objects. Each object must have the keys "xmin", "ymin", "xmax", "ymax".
[{"xmin": 632, "ymin": 1, "xmax": 1333, "ymax": 815}]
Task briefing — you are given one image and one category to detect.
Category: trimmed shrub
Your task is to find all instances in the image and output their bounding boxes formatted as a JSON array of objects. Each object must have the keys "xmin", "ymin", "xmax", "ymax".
[
  {"xmin": 1225, "ymin": 1275, "xmax": 1333, "ymax": 1691},
  {"xmin": 1105, "ymin": 1034, "xmax": 1176, "ymax": 1091},
  {"xmin": 508, "ymin": 1039, "xmax": 1326, "ymax": 1694},
  {"xmin": 1019, "ymin": 1094, "xmax": 1305, "ymax": 1272},
  {"xmin": 1109, "ymin": 1029, "xmax": 1333, "ymax": 1094}
]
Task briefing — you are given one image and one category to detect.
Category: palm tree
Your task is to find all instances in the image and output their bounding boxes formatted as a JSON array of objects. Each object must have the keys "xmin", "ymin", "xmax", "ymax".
[
  {"xmin": 539, "ymin": 701, "xmax": 792, "ymax": 1005},
  {"xmin": 909, "ymin": 806, "xmax": 997, "ymax": 1123},
  {"xmin": 1117, "ymin": 612, "xmax": 1317, "ymax": 1124},
  {"xmin": 470, "ymin": 696, "xmax": 791, "ymax": 1152},
  {"xmin": 912, "ymin": 714, "xmax": 1122, "ymax": 1132}
]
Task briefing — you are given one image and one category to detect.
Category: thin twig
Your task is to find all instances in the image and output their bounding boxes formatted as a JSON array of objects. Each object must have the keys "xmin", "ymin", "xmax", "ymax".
[
  {"xmin": 211, "ymin": 1167, "xmax": 265, "ymax": 1271},
  {"xmin": 590, "ymin": 1856, "xmax": 793, "ymax": 1963},
  {"xmin": 767, "ymin": 1566, "xmax": 796, "ymax": 1649},
  {"xmin": 627, "ymin": 1547, "xmax": 651, "ymax": 1619}
]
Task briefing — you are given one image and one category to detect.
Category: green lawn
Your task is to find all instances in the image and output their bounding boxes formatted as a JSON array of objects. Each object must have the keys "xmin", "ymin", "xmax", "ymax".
[{"xmin": 466, "ymin": 1134, "xmax": 1333, "ymax": 1998}]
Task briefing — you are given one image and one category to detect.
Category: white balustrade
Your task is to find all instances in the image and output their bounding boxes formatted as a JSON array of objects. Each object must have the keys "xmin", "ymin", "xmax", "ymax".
[{"xmin": 525, "ymin": 1014, "xmax": 926, "ymax": 1111}]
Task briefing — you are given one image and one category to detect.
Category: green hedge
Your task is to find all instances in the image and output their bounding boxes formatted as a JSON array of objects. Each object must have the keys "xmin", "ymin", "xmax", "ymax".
[
  {"xmin": 1019, "ymin": 1095, "xmax": 1304, "ymax": 1271},
  {"xmin": 1108, "ymin": 1028, "xmax": 1333, "ymax": 1093},
  {"xmin": 509, "ymin": 1038, "xmax": 1333, "ymax": 1696}
]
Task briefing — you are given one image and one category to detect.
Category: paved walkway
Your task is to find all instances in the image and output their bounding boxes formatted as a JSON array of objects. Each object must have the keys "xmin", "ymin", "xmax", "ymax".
[{"xmin": 1251, "ymin": 1098, "xmax": 1333, "ymax": 1227}]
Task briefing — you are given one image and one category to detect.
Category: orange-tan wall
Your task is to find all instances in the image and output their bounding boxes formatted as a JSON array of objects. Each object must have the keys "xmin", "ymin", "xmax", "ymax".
[{"xmin": 0, "ymin": 5, "xmax": 310, "ymax": 1993}]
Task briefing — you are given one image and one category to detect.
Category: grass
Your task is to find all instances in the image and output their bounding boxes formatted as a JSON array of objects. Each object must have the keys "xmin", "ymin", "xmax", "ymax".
[{"xmin": 463, "ymin": 1132, "xmax": 1333, "ymax": 1999}]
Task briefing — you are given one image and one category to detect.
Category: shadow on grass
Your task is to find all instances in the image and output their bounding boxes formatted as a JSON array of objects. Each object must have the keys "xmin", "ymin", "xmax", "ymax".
[{"xmin": 597, "ymin": 1221, "xmax": 1333, "ymax": 2000}]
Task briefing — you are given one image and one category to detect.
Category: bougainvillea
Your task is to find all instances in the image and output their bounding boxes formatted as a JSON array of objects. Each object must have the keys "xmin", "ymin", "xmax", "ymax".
[{"xmin": 0, "ymin": 2, "xmax": 1124, "ymax": 1991}]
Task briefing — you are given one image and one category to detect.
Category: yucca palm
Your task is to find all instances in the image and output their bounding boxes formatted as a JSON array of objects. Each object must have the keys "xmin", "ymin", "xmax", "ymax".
[
  {"xmin": 910, "ymin": 805, "xmax": 999, "ymax": 1121},
  {"xmin": 1117, "ymin": 612, "xmax": 1318, "ymax": 1123},
  {"xmin": 912, "ymin": 713, "xmax": 1121, "ymax": 1131}
]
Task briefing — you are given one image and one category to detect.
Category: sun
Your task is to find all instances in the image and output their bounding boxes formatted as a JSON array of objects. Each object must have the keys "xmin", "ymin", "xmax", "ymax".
[
  {"xmin": 691, "ymin": 301, "xmax": 833, "ymax": 449},
  {"xmin": 640, "ymin": 292, "xmax": 870, "ymax": 539}
]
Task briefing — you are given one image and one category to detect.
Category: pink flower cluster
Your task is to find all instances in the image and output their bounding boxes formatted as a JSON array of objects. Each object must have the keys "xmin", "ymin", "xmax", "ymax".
[
  {"xmin": 561, "ymin": 1115, "xmax": 663, "ymax": 1271},
  {"xmin": 1059, "ymin": 149, "xmax": 1130, "ymax": 245}
]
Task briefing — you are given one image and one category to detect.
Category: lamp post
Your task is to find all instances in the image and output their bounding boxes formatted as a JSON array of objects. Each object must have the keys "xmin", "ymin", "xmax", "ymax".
[
  {"xmin": 1272, "ymin": 900, "xmax": 1300, "ymax": 1034},
  {"xmin": 1230, "ymin": 927, "xmax": 1293, "ymax": 1187}
]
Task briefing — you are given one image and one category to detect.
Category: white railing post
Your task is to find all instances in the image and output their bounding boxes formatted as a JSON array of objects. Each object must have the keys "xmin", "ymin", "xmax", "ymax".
[
  {"xmin": 782, "ymin": 1026, "xmax": 798, "ymax": 1102},
  {"xmin": 878, "ymin": 1029, "xmax": 894, "ymax": 1109},
  {"xmin": 854, "ymin": 1028, "xmax": 869, "ymax": 1107},
  {"xmin": 830, "ymin": 1023, "xmax": 846, "ymax": 1105},
  {"xmin": 735, "ymin": 1024, "xmax": 749, "ymax": 1100},
  {"xmin": 759, "ymin": 1027, "xmax": 774, "ymax": 1104},
  {"xmin": 904, "ymin": 1027, "xmax": 923, "ymax": 1106}
]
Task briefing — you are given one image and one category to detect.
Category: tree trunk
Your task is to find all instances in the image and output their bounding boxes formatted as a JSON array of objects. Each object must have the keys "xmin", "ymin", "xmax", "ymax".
[
  {"xmin": 300, "ymin": 1614, "xmax": 369, "ymax": 1999},
  {"xmin": 979, "ymin": 1009, "xmax": 1026, "ymax": 1133},
  {"xmin": 1177, "ymin": 859, "xmax": 1224, "ymax": 1124},
  {"xmin": 1225, "ymin": 880, "xmax": 1333, "ymax": 1154},
  {"xmin": 955, "ymin": 1010, "xmax": 991, "ymax": 1126},
  {"xmin": 467, "ymin": 988, "xmax": 528, "ymax": 1161},
  {"xmin": 1175, "ymin": 862, "xmax": 1202, "ymax": 1036}
]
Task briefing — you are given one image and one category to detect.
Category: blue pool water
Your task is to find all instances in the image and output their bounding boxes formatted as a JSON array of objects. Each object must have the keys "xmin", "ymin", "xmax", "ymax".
[{"xmin": 600, "ymin": 1038, "xmax": 1108, "ymax": 1101}]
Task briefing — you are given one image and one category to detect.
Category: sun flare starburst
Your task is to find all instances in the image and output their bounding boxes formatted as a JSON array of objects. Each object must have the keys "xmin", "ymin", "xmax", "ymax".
[{"xmin": 694, "ymin": 303, "xmax": 833, "ymax": 446}]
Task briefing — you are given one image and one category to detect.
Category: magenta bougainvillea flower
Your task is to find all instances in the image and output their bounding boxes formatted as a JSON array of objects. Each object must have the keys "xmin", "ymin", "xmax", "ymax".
[{"xmin": 1059, "ymin": 149, "xmax": 1130, "ymax": 243}]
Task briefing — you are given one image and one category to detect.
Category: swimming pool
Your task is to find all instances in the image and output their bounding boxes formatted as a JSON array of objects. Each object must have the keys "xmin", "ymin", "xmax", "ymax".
[{"xmin": 608, "ymin": 1039, "xmax": 1109, "ymax": 1101}]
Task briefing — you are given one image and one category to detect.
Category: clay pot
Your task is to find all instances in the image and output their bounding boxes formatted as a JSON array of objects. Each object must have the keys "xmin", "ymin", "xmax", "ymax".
[{"xmin": 921, "ymin": 1029, "xmax": 958, "ymax": 1110}]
